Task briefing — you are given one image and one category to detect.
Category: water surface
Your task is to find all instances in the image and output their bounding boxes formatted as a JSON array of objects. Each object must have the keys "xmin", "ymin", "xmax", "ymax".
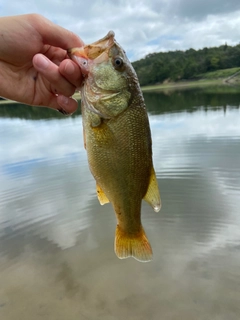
[{"xmin": 1, "ymin": 86, "xmax": 240, "ymax": 319}]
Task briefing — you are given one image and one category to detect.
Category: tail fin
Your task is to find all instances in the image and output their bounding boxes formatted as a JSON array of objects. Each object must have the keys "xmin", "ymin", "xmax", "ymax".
[{"xmin": 114, "ymin": 225, "xmax": 153, "ymax": 262}]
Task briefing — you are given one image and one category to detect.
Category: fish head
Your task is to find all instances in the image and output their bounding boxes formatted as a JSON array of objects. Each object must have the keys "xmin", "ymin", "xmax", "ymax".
[
  {"xmin": 68, "ymin": 31, "xmax": 115, "ymax": 76},
  {"xmin": 68, "ymin": 31, "xmax": 139, "ymax": 119}
]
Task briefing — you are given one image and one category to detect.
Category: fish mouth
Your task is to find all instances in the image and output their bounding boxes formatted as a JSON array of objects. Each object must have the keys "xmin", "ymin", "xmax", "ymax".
[
  {"xmin": 68, "ymin": 31, "xmax": 115, "ymax": 66},
  {"xmin": 84, "ymin": 30, "xmax": 115, "ymax": 60},
  {"xmin": 67, "ymin": 47, "xmax": 89, "ymax": 76}
]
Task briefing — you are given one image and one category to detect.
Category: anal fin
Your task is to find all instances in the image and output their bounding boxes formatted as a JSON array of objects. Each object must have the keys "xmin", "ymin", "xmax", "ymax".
[
  {"xmin": 96, "ymin": 183, "xmax": 110, "ymax": 205},
  {"xmin": 143, "ymin": 166, "xmax": 161, "ymax": 212}
]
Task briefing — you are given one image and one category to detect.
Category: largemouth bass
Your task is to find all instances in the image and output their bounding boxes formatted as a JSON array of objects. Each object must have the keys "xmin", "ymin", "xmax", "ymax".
[{"xmin": 68, "ymin": 31, "xmax": 161, "ymax": 262}]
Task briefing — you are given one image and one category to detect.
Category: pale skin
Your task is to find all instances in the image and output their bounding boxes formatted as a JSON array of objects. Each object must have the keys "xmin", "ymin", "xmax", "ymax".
[{"xmin": 0, "ymin": 14, "xmax": 84, "ymax": 114}]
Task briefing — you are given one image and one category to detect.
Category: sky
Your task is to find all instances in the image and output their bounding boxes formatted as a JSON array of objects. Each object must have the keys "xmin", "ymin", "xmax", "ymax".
[{"xmin": 1, "ymin": 0, "xmax": 240, "ymax": 61}]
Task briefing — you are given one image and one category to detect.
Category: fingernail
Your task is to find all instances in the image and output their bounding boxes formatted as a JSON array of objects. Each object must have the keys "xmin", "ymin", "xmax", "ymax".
[
  {"xmin": 57, "ymin": 107, "xmax": 70, "ymax": 115},
  {"xmin": 58, "ymin": 95, "xmax": 69, "ymax": 106},
  {"xmin": 37, "ymin": 55, "xmax": 50, "ymax": 70},
  {"xmin": 57, "ymin": 95, "xmax": 73, "ymax": 116},
  {"xmin": 65, "ymin": 60, "xmax": 75, "ymax": 75}
]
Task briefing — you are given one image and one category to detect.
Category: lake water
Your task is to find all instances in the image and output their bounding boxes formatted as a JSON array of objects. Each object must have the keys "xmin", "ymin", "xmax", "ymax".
[{"xmin": 0, "ymin": 86, "xmax": 240, "ymax": 319}]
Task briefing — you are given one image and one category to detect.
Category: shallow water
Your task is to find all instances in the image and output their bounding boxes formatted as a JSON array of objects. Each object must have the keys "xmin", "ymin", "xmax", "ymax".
[{"xmin": 1, "ymin": 87, "xmax": 240, "ymax": 319}]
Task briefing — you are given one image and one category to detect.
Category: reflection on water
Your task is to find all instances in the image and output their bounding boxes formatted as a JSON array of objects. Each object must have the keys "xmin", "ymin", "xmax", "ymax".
[{"xmin": 1, "ymin": 87, "xmax": 240, "ymax": 319}]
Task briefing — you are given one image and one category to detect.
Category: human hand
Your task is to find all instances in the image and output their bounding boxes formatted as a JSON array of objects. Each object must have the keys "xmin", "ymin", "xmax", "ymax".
[{"xmin": 0, "ymin": 14, "xmax": 84, "ymax": 114}]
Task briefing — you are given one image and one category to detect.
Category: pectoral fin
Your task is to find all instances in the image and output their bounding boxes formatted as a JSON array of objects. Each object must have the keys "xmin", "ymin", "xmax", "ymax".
[
  {"xmin": 143, "ymin": 166, "xmax": 161, "ymax": 212},
  {"xmin": 96, "ymin": 184, "xmax": 110, "ymax": 205}
]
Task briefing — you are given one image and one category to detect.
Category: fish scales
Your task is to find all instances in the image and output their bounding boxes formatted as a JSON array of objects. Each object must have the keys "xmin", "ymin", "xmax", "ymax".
[{"xmin": 83, "ymin": 103, "xmax": 152, "ymax": 231}]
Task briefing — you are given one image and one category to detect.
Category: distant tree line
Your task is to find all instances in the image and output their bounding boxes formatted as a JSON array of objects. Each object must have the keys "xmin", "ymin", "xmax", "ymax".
[
  {"xmin": 0, "ymin": 102, "xmax": 81, "ymax": 120},
  {"xmin": 132, "ymin": 43, "xmax": 240, "ymax": 86}
]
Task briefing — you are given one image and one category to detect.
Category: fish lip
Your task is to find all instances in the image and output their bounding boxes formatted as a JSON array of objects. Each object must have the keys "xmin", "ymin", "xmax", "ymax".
[
  {"xmin": 67, "ymin": 47, "xmax": 90, "ymax": 76},
  {"xmin": 68, "ymin": 31, "xmax": 115, "ymax": 61},
  {"xmin": 87, "ymin": 30, "xmax": 115, "ymax": 50},
  {"xmin": 67, "ymin": 47, "xmax": 87, "ymax": 57}
]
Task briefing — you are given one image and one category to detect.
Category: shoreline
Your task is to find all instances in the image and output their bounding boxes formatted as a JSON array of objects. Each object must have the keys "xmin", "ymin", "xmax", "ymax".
[{"xmin": 0, "ymin": 78, "xmax": 239, "ymax": 105}]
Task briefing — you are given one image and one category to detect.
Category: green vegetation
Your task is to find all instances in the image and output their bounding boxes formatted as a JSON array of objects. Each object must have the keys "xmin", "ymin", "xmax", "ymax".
[
  {"xmin": 132, "ymin": 43, "xmax": 240, "ymax": 86},
  {"xmin": 141, "ymin": 79, "xmax": 223, "ymax": 92},
  {"xmin": 143, "ymin": 86, "xmax": 240, "ymax": 115},
  {"xmin": 195, "ymin": 67, "xmax": 240, "ymax": 80}
]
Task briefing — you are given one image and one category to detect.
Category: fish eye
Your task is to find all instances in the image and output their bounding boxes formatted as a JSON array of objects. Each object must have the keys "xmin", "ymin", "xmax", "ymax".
[
  {"xmin": 113, "ymin": 56, "xmax": 123, "ymax": 69},
  {"xmin": 82, "ymin": 59, "xmax": 88, "ymax": 66}
]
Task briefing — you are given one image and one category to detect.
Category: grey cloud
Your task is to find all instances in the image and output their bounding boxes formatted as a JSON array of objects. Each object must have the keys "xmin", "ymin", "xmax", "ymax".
[
  {"xmin": 150, "ymin": 0, "xmax": 240, "ymax": 21},
  {"xmin": 176, "ymin": 0, "xmax": 240, "ymax": 20}
]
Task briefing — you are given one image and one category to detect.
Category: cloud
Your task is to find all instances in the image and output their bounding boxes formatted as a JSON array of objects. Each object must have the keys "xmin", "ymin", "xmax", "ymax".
[
  {"xmin": 0, "ymin": 115, "xmax": 96, "ymax": 250},
  {"xmin": 0, "ymin": 116, "xmax": 85, "ymax": 164},
  {"xmin": 1, "ymin": 0, "xmax": 240, "ymax": 60},
  {"xmin": 167, "ymin": 0, "xmax": 240, "ymax": 20}
]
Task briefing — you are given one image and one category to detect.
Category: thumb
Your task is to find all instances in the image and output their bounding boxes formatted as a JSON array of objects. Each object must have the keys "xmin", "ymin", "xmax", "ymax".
[{"xmin": 30, "ymin": 14, "xmax": 84, "ymax": 49}]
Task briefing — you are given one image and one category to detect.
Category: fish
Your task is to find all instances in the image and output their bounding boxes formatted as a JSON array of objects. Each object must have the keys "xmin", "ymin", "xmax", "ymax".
[{"xmin": 68, "ymin": 31, "xmax": 161, "ymax": 262}]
